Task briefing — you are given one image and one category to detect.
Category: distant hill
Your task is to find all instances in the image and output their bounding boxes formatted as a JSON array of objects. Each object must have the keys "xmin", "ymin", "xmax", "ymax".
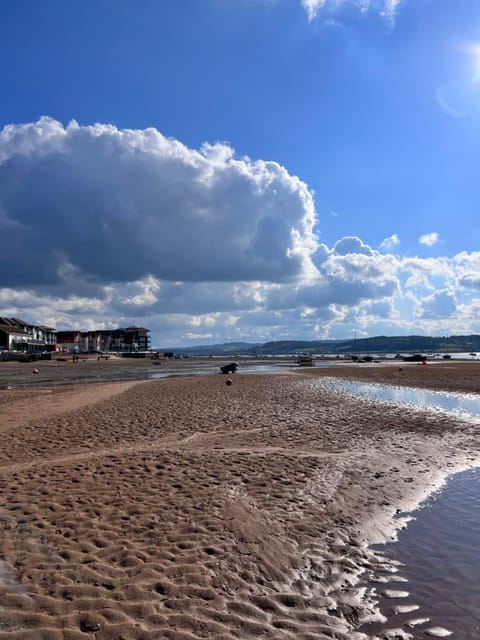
[
  {"xmin": 156, "ymin": 334, "xmax": 480, "ymax": 357},
  {"xmin": 154, "ymin": 341, "xmax": 260, "ymax": 356}
]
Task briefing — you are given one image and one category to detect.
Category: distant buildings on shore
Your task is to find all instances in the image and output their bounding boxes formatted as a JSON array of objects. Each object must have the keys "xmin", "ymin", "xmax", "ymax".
[{"xmin": 0, "ymin": 317, "xmax": 150, "ymax": 354}]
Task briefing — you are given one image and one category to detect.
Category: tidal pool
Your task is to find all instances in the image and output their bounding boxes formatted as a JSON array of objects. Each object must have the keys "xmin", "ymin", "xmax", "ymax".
[
  {"xmin": 147, "ymin": 361, "xmax": 294, "ymax": 379},
  {"xmin": 316, "ymin": 378, "xmax": 480, "ymax": 638},
  {"xmin": 359, "ymin": 468, "xmax": 480, "ymax": 639},
  {"xmin": 319, "ymin": 377, "xmax": 480, "ymax": 420}
]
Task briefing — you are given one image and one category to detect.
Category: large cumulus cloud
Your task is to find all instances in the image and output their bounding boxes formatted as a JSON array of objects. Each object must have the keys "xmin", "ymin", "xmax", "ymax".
[
  {"xmin": 419, "ymin": 289, "xmax": 457, "ymax": 320},
  {"xmin": 0, "ymin": 117, "xmax": 317, "ymax": 287},
  {"xmin": 266, "ymin": 236, "xmax": 400, "ymax": 311},
  {"xmin": 3, "ymin": 118, "xmax": 480, "ymax": 343},
  {"xmin": 454, "ymin": 252, "xmax": 480, "ymax": 291}
]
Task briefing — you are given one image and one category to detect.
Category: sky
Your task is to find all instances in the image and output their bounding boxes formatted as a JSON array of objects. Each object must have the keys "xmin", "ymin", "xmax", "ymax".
[{"xmin": 1, "ymin": 0, "xmax": 480, "ymax": 347}]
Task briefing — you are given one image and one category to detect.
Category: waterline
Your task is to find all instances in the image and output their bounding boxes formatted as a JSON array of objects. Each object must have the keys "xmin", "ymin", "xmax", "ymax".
[
  {"xmin": 319, "ymin": 377, "xmax": 480, "ymax": 420},
  {"xmin": 316, "ymin": 377, "xmax": 480, "ymax": 638},
  {"xmin": 359, "ymin": 468, "xmax": 480, "ymax": 639}
]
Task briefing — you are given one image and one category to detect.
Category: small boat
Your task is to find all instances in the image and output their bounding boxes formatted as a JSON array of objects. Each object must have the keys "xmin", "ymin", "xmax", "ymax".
[
  {"xmin": 220, "ymin": 362, "xmax": 238, "ymax": 374},
  {"xmin": 403, "ymin": 354, "xmax": 427, "ymax": 362},
  {"xmin": 296, "ymin": 354, "xmax": 314, "ymax": 366}
]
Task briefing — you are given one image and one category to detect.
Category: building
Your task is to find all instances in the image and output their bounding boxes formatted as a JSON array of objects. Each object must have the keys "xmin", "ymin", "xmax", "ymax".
[
  {"xmin": 54, "ymin": 331, "xmax": 86, "ymax": 353},
  {"xmin": 56, "ymin": 326, "xmax": 150, "ymax": 353},
  {"xmin": 0, "ymin": 317, "xmax": 56, "ymax": 353},
  {"xmin": 0, "ymin": 318, "xmax": 151, "ymax": 354},
  {"xmin": 103, "ymin": 327, "xmax": 150, "ymax": 353}
]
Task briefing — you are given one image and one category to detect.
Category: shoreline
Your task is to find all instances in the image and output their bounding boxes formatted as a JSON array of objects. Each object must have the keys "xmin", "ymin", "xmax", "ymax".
[
  {"xmin": 0, "ymin": 364, "xmax": 479, "ymax": 638},
  {"xmin": 1, "ymin": 355, "xmax": 480, "ymax": 392}
]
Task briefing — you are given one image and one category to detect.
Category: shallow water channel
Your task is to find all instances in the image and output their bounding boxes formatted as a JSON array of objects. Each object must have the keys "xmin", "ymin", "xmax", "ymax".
[
  {"xmin": 148, "ymin": 361, "xmax": 295, "ymax": 379},
  {"xmin": 359, "ymin": 468, "xmax": 480, "ymax": 639},
  {"xmin": 319, "ymin": 377, "xmax": 480, "ymax": 421},
  {"xmin": 318, "ymin": 379, "xmax": 480, "ymax": 639}
]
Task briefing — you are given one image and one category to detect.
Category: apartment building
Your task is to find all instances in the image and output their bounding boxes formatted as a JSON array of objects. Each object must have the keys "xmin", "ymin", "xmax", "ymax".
[
  {"xmin": 55, "ymin": 326, "xmax": 150, "ymax": 353},
  {"xmin": 0, "ymin": 317, "xmax": 56, "ymax": 353},
  {"xmin": 0, "ymin": 318, "xmax": 150, "ymax": 354}
]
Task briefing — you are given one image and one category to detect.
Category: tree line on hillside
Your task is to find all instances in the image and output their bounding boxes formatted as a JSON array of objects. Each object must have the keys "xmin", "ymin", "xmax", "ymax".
[{"xmin": 166, "ymin": 334, "xmax": 480, "ymax": 357}]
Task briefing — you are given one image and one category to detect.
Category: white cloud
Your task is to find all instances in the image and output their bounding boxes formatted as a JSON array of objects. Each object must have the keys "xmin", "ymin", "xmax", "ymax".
[
  {"xmin": 332, "ymin": 236, "xmax": 373, "ymax": 256},
  {"xmin": 457, "ymin": 298, "xmax": 480, "ymax": 326},
  {"xmin": 363, "ymin": 298, "xmax": 396, "ymax": 319},
  {"xmin": 300, "ymin": 0, "xmax": 403, "ymax": 22},
  {"xmin": 458, "ymin": 274, "xmax": 480, "ymax": 290},
  {"xmin": 3, "ymin": 243, "xmax": 480, "ymax": 343},
  {"xmin": 267, "ymin": 236, "xmax": 400, "ymax": 311},
  {"xmin": 401, "ymin": 255, "xmax": 453, "ymax": 295},
  {"xmin": 0, "ymin": 117, "xmax": 317, "ymax": 289},
  {"xmin": 185, "ymin": 332, "xmax": 213, "ymax": 340},
  {"xmin": 379, "ymin": 234, "xmax": 400, "ymax": 250},
  {"xmin": 419, "ymin": 289, "xmax": 457, "ymax": 320},
  {"xmin": 418, "ymin": 232, "xmax": 439, "ymax": 247},
  {"xmin": 401, "ymin": 256, "xmax": 451, "ymax": 281},
  {"xmin": 380, "ymin": 0, "xmax": 402, "ymax": 22},
  {"xmin": 454, "ymin": 251, "xmax": 480, "ymax": 290},
  {"xmin": 2, "ymin": 119, "xmax": 480, "ymax": 344},
  {"xmin": 301, "ymin": 0, "xmax": 326, "ymax": 22}
]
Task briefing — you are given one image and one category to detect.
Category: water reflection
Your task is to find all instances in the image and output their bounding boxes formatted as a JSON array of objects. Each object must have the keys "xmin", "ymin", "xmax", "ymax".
[
  {"xmin": 360, "ymin": 468, "xmax": 480, "ymax": 639},
  {"xmin": 322, "ymin": 379, "xmax": 480, "ymax": 638},
  {"xmin": 148, "ymin": 361, "xmax": 296, "ymax": 379},
  {"xmin": 320, "ymin": 378, "xmax": 480, "ymax": 419}
]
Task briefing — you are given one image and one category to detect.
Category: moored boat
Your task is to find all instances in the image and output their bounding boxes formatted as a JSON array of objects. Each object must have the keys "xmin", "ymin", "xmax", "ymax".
[
  {"xmin": 403, "ymin": 354, "xmax": 427, "ymax": 362},
  {"xmin": 296, "ymin": 353, "xmax": 314, "ymax": 366}
]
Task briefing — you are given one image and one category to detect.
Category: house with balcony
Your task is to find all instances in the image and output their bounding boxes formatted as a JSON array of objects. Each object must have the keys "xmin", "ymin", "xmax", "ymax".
[
  {"xmin": 56, "ymin": 326, "xmax": 150, "ymax": 353},
  {"xmin": 0, "ymin": 317, "xmax": 150, "ymax": 354},
  {"xmin": 0, "ymin": 317, "xmax": 56, "ymax": 353}
]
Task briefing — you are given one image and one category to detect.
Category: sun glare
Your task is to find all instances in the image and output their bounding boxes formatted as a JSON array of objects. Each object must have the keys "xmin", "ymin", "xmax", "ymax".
[{"xmin": 466, "ymin": 42, "xmax": 480, "ymax": 81}]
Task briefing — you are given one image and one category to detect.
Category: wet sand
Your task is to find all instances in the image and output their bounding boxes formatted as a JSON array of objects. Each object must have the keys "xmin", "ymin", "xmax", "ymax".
[
  {"xmin": 302, "ymin": 358, "xmax": 480, "ymax": 395},
  {"xmin": 0, "ymin": 355, "xmax": 208, "ymax": 389},
  {"xmin": 0, "ymin": 355, "xmax": 296, "ymax": 390},
  {"xmin": 0, "ymin": 362, "xmax": 479, "ymax": 639}
]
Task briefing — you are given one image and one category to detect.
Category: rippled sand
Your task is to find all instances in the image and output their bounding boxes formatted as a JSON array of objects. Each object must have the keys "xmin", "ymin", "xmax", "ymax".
[{"xmin": 0, "ymin": 363, "xmax": 478, "ymax": 639}]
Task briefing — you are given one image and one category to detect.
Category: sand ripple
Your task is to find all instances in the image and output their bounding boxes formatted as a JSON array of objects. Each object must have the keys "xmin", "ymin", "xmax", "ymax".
[{"xmin": 0, "ymin": 370, "xmax": 478, "ymax": 638}]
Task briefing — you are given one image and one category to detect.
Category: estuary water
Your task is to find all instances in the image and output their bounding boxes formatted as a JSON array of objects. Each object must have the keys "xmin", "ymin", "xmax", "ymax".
[
  {"xmin": 319, "ymin": 377, "xmax": 480, "ymax": 421},
  {"xmin": 360, "ymin": 468, "xmax": 480, "ymax": 639},
  {"xmin": 316, "ymin": 378, "xmax": 480, "ymax": 639}
]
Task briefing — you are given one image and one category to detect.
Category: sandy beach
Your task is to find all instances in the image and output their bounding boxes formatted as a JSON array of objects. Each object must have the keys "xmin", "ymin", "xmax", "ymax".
[{"xmin": 0, "ymin": 361, "xmax": 479, "ymax": 639}]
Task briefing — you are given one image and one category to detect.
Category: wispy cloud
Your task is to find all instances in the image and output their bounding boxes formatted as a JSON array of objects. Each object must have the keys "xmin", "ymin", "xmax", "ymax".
[
  {"xmin": 418, "ymin": 232, "xmax": 439, "ymax": 247},
  {"xmin": 301, "ymin": 0, "xmax": 326, "ymax": 23},
  {"xmin": 380, "ymin": 234, "xmax": 400, "ymax": 250},
  {"xmin": 380, "ymin": 0, "xmax": 402, "ymax": 22},
  {"xmin": 300, "ymin": 0, "xmax": 403, "ymax": 22}
]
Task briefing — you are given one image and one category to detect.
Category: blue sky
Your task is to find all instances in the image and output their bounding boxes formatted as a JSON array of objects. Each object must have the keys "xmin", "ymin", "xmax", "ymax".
[{"xmin": 1, "ymin": 0, "xmax": 480, "ymax": 346}]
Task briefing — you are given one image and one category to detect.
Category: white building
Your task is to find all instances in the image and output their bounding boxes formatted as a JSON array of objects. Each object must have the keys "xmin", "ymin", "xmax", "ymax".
[{"xmin": 0, "ymin": 317, "xmax": 56, "ymax": 353}]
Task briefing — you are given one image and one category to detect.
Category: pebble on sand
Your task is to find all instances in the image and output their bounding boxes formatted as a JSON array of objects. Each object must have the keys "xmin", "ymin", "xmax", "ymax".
[
  {"xmin": 424, "ymin": 628, "xmax": 452, "ymax": 637},
  {"xmin": 226, "ymin": 379, "xmax": 233, "ymax": 386},
  {"xmin": 383, "ymin": 589, "xmax": 409, "ymax": 598}
]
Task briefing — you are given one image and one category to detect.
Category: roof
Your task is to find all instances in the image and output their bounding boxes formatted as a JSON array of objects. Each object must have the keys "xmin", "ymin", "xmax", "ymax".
[
  {"xmin": 0, "ymin": 317, "xmax": 55, "ymax": 332},
  {"xmin": 11, "ymin": 317, "xmax": 30, "ymax": 328},
  {"xmin": 0, "ymin": 324, "xmax": 28, "ymax": 335}
]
